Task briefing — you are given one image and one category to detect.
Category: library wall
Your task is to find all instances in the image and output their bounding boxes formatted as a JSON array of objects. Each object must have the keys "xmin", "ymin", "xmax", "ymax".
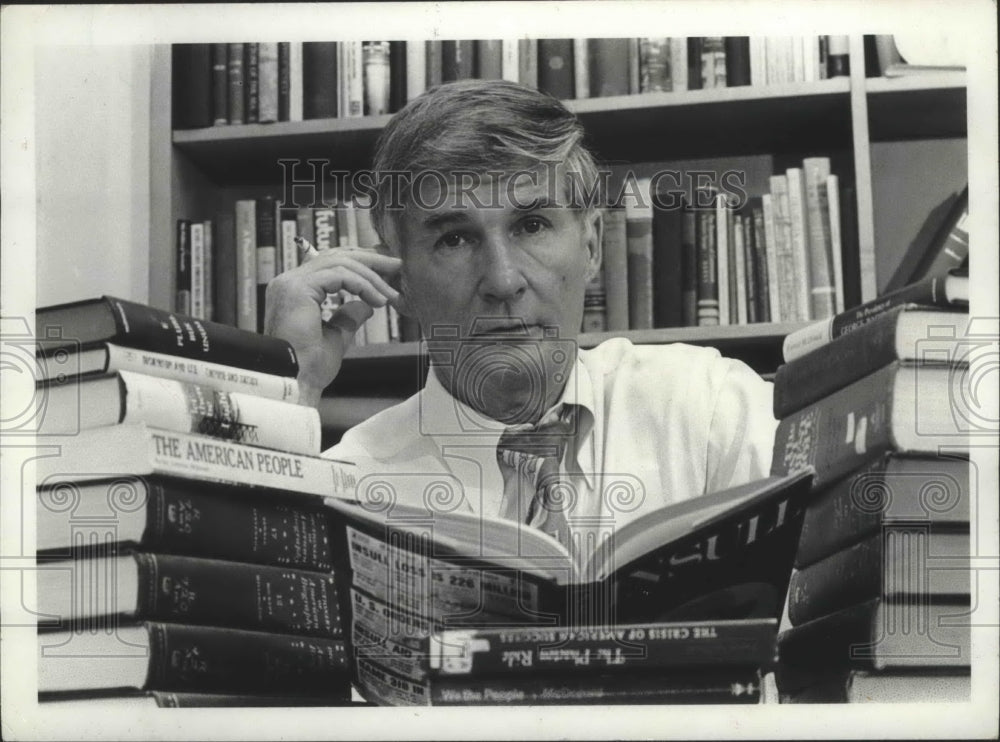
[{"xmin": 35, "ymin": 45, "xmax": 152, "ymax": 307}]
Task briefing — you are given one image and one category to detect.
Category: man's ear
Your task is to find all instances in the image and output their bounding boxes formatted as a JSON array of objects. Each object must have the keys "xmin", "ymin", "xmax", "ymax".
[{"xmin": 583, "ymin": 208, "xmax": 603, "ymax": 282}]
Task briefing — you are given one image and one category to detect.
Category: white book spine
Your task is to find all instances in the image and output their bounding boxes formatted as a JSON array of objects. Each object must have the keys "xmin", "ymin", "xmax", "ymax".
[
  {"xmin": 36, "ymin": 423, "xmax": 358, "ymax": 499},
  {"xmin": 501, "ymin": 39, "xmax": 519, "ymax": 82},
  {"xmin": 670, "ymin": 37, "xmax": 687, "ymax": 92},
  {"xmin": 103, "ymin": 343, "xmax": 299, "ymax": 402},
  {"xmin": 258, "ymin": 42, "xmax": 279, "ymax": 123},
  {"xmin": 715, "ymin": 193, "xmax": 730, "ymax": 326},
  {"xmin": 782, "ymin": 318, "xmax": 834, "ymax": 361},
  {"xmin": 802, "ymin": 36, "xmax": 819, "ymax": 82},
  {"xmin": 826, "ymin": 174, "xmax": 845, "ymax": 313},
  {"xmin": 791, "ymin": 36, "xmax": 805, "ymax": 82},
  {"xmin": 190, "ymin": 222, "xmax": 205, "ymax": 320},
  {"xmin": 289, "ymin": 42, "xmax": 304, "ymax": 122},
  {"xmin": 784, "ymin": 167, "xmax": 812, "ymax": 321},
  {"xmin": 346, "ymin": 41, "xmax": 364, "ymax": 118},
  {"xmin": 733, "ymin": 216, "xmax": 748, "ymax": 325},
  {"xmin": 281, "ymin": 219, "xmax": 299, "ymax": 273},
  {"xmin": 573, "ymin": 39, "xmax": 589, "ymax": 98},
  {"xmin": 344, "ymin": 201, "xmax": 359, "ymax": 246},
  {"xmin": 406, "ymin": 40, "xmax": 427, "ymax": 100},
  {"xmin": 761, "ymin": 194, "xmax": 783, "ymax": 322},
  {"xmin": 202, "ymin": 220, "xmax": 214, "ymax": 322},
  {"xmin": 749, "ymin": 36, "xmax": 766, "ymax": 87},
  {"xmin": 234, "ymin": 200, "xmax": 257, "ymax": 332},
  {"xmin": 116, "ymin": 370, "xmax": 320, "ymax": 455}
]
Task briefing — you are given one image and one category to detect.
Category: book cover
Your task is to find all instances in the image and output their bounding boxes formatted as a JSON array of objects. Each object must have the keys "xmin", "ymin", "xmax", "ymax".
[
  {"xmin": 210, "ymin": 43, "xmax": 228, "ymax": 125},
  {"xmin": 771, "ymin": 362, "xmax": 971, "ymax": 489},
  {"xmin": 226, "ymin": 43, "xmax": 245, "ymax": 125},
  {"xmin": 302, "ymin": 42, "xmax": 338, "ymax": 119},
  {"xmin": 37, "ymin": 475, "xmax": 336, "ymax": 571},
  {"xmin": 172, "ymin": 44, "xmax": 213, "ymax": 130},
  {"xmin": 588, "ymin": 38, "xmax": 629, "ymax": 97},
  {"xmin": 175, "ymin": 220, "xmax": 192, "ymax": 316},
  {"xmin": 538, "ymin": 39, "xmax": 575, "ymax": 99},
  {"xmin": 601, "ymin": 207, "xmax": 630, "ymax": 331},
  {"xmin": 794, "ymin": 454, "xmax": 970, "ymax": 569},
  {"xmin": 774, "ymin": 307, "xmax": 970, "ymax": 417},
  {"xmin": 257, "ymin": 42, "xmax": 279, "ymax": 123},
  {"xmin": 884, "ymin": 187, "xmax": 970, "ymax": 293},
  {"xmin": 244, "ymin": 43, "xmax": 259, "ymax": 123},
  {"xmin": 624, "ymin": 177, "xmax": 654, "ymax": 329}
]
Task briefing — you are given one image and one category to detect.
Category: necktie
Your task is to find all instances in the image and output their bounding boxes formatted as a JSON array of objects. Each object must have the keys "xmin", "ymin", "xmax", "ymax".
[{"xmin": 496, "ymin": 405, "xmax": 577, "ymax": 548}]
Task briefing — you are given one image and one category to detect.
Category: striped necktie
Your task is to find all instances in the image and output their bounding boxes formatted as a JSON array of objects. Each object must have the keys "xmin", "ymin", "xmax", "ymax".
[{"xmin": 495, "ymin": 405, "xmax": 577, "ymax": 548}]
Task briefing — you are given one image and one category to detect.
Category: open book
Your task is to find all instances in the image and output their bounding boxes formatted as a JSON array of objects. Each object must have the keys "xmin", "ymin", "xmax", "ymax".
[{"xmin": 326, "ymin": 470, "xmax": 814, "ymax": 625}]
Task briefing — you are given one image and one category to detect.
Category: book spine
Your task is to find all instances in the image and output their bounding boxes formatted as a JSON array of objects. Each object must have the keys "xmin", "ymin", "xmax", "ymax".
[
  {"xmin": 749, "ymin": 36, "xmax": 766, "ymax": 86},
  {"xmin": 752, "ymin": 205, "xmax": 771, "ymax": 322},
  {"xmin": 406, "ymin": 40, "xmax": 427, "ymax": 101},
  {"xmin": 724, "ymin": 37, "xmax": 751, "ymax": 86},
  {"xmin": 363, "ymin": 41, "xmax": 391, "ymax": 116},
  {"xmin": 172, "ymin": 44, "xmax": 213, "ymax": 129},
  {"xmin": 257, "ymin": 42, "xmax": 279, "ymax": 123},
  {"xmin": 277, "ymin": 42, "xmax": 290, "ymax": 121},
  {"xmin": 344, "ymin": 41, "xmax": 364, "ymax": 117},
  {"xmin": 785, "ymin": 167, "xmax": 812, "ymax": 321},
  {"xmin": 477, "ymin": 39, "xmax": 504, "ymax": 80},
  {"xmin": 389, "ymin": 40, "xmax": 407, "ymax": 112},
  {"xmin": 517, "ymin": 39, "xmax": 538, "ymax": 88},
  {"xmin": 116, "ymin": 369, "xmax": 320, "ymax": 454},
  {"xmin": 425, "ymin": 40, "xmax": 443, "ymax": 87},
  {"xmin": 715, "ymin": 193, "xmax": 731, "ymax": 325},
  {"xmin": 202, "ymin": 221, "xmax": 214, "ymax": 322},
  {"xmin": 802, "ymin": 157, "xmax": 836, "ymax": 320},
  {"xmin": 761, "ymin": 194, "xmax": 781, "ymax": 322},
  {"xmin": 211, "ymin": 43, "xmax": 228, "ymax": 125},
  {"xmin": 639, "ymin": 38, "xmax": 671, "ymax": 92},
  {"xmin": 687, "ymin": 37, "xmax": 703, "ymax": 90},
  {"xmin": 234, "ymin": 200, "xmax": 258, "ymax": 332},
  {"xmin": 289, "ymin": 42, "xmax": 304, "ymax": 121},
  {"xmin": 255, "ymin": 196, "xmax": 277, "ymax": 333},
  {"xmin": 501, "ymin": 39, "xmax": 519, "ymax": 82},
  {"xmin": 680, "ymin": 202, "xmax": 698, "ymax": 326},
  {"xmin": 244, "ymin": 43, "xmax": 259, "ymax": 123},
  {"xmin": 537, "ymin": 39, "xmax": 575, "ymax": 99},
  {"xmin": 429, "ymin": 621, "xmax": 775, "ymax": 676},
  {"xmin": 189, "ymin": 222, "xmax": 205, "ymax": 320},
  {"xmin": 771, "ymin": 364, "xmax": 905, "ymax": 489},
  {"xmin": 601, "ymin": 207, "xmax": 630, "ymax": 331},
  {"xmin": 588, "ymin": 38, "xmax": 630, "ymax": 97},
  {"xmin": 826, "ymin": 174, "xmax": 845, "ymax": 312},
  {"xmin": 302, "ymin": 42, "xmax": 338, "ymax": 119},
  {"xmin": 627, "ymin": 38, "xmax": 640, "ymax": 93},
  {"xmin": 913, "ymin": 191, "xmax": 970, "ymax": 283},
  {"xmin": 581, "ymin": 266, "xmax": 607, "ymax": 333},
  {"xmin": 130, "ymin": 553, "xmax": 342, "ymax": 637},
  {"xmin": 212, "ymin": 210, "xmax": 237, "ymax": 326},
  {"xmin": 739, "ymin": 214, "xmax": 756, "ymax": 323},
  {"xmin": 701, "ymin": 37, "xmax": 726, "ymax": 88},
  {"xmin": 651, "ymin": 193, "xmax": 683, "ymax": 327},
  {"xmin": 356, "ymin": 657, "xmax": 429, "ymax": 706},
  {"xmin": 696, "ymin": 210, "xmax": 719, "ymax": 326},
  {"xmin": 175, "ymin": 220, "xmax": 192, "ymax": 315},
  {"xmin": 441, "ymin": 40, "xmax": 474, "ymax": 82},
  {"xmin": 768, "ymin": 174, "xmax": 798, "ymax": 321},
  {"xmin": 827, "ymin": 35, "xmax": 850, "ymax": 77},
  {"xmin": 787, "ymin": 531, "xmax": 970, "ymax": 626},
  {"xmin": 280, "ymin": 218, "xmax": 298, "ymax": 274},
  {"xmin": 794, "ymin": 455, "xmax": 970, "ymax": 568},
  {"xmin": 101, "ymin": 344, "xmax": 299, "ymax": 402},
  {"xmin": 670, "ymin": 37, "xmax": 688, "ymax": 92},
  {"xmin": 429, "ymin": 671, "xmax": 762, "ymax": 706},
  {"xmin": 625, "ymin": 177, "xmax": 654, "ymax": 329},
  {"xmin": 145, "ymin": 622, "xmax": 349, "ymax": 694},
  {"xmin": 573, "ymin": 39, "xmax": 589, "ymax": 98},
  {"xmin": 732, "ymin": 210, "xmax": 748, "ymax": 324},
  {"xmin": 149, "ymin": 691, "xmax": 350, "ymax": 707}
]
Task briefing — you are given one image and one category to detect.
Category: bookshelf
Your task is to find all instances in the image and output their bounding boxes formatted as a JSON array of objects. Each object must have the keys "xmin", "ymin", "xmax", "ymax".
[{"xmin": 148, "ymin": 37, "xmax": 968, "ymax": 400}]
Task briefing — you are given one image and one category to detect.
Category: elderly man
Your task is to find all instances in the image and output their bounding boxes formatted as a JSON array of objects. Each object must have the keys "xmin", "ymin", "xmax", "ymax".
[{"xmin": 265, "ymin": 79, "xmax": 777, "ymax": 553}]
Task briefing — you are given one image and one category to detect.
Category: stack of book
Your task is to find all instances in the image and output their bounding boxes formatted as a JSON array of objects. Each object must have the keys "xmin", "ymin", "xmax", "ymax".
[
  {"xmin": 33, "ymin": 296, "xmax": 361, "ymax": 708},
  {"xmin": 324, "ymin": 471, "xmax": 814, "ymax": 705},
  {"xmin": 769, "ymin": 271, "xmax": 972, "ymax": 702},
  {"xmin": 172, "ymin": 37, "xmax": 848, "ymax": 129}
]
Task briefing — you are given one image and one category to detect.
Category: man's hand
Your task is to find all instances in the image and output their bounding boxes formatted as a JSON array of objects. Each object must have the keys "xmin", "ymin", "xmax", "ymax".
[{"xmin": 264, "ymin": 248, "xmax": 403, "ymax": 407}]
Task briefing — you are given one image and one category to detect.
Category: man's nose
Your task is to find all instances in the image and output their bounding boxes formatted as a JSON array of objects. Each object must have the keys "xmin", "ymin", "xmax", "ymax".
[{"xmin": 478, "ymin": 234, "xmax": 528, "ymax": 304}]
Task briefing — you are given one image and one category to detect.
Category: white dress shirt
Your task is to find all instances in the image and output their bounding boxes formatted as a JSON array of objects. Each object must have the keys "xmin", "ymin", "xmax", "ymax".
[{"xmin": 325, "ymin": 339, "xmax": 778, "ymax": 543}]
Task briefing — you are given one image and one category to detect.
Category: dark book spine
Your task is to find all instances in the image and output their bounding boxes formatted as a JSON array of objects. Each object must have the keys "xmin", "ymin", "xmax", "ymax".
[
  {"xmin": 839, "ymin": 182, "xmax": 861, "ymax": 310},
  {"xmin": 144, "ymin": 480, "xmax": 335, "ymax": 570},
  {"xmin": 651, "ymin": 196, "xmax": 684, "ymax": 327},
  {"xmin": 724, "ymin": 37, "xmax": 751, "ymax": 86},
  {"xmin": 775, "ymin": 307, "xmax": 917, "ymax": 417},
  {"xmin": 696, "ymin": 210, "xmax": 719, "ymax": 325},
  {"xmin": 787, "ymin": 531, "xmax": 970, "ymax": 626},
  {"xmin": 431, "ymin": 621, "xmax": 776, "ymax": 677},
  {"xmin": 133, "ymin": 553, "xmax": 342, "ymax": 637},
  {"xmin": 588, "ymin": 38, "xmax": 630, "ymax": 97},
  {"xmin": 752, "ymin": 206, "xmax": 771, "ymax": 322},
  {"xmin": 210, "ymin": 43, "xmax": 229, "ymax": 125},
  {"xmin": 741, "ymin": 213, "xmax": 758, "ymax": 324},
  {"xmin": 794, "ymin": 455, "xmax": 970, "ymax": 568},
  {"xmin": 278, "ymin": 42, "xmax": 291, "ymax": 121},
  {"xmin": 537, "ymin": 39, "xmax": 575, "ymax": 99},
  {"xmin": 680, "ymin": 204, "xmax": 699, "ymax": 326},
  {"xmin": 255, "ymin": 196, "xmax": 278, "ymax": 333},
  {"xmin": 172, "ymin": 44, "xmax": 213, "ymax": 129},
  {"xmin": 475, "ymin": 39, "xmax": 503, "ymax": 79},
  {"xmin": 602, "ymin": 207, "xmax": 630, "ymax": 332},
  {"xmin": 911, "ymin": 188, "xmax": 970, "ymax": 284},
  {"xmin": 826, "ymin": 35, "xmax": 850, "ymax": 77},
  {"xmin": 441, "ymin": 40, "xmax": 474, "ymax": 82},
  {"xmin": 429, "ymin": 670, "xmax": 762, "ymax": 706},
  {"xmin": 302, "ymin": 42, "xmax": 339, "ymax": 119},
  {"xmin": 244, "ymin": 43, "xmax": 259, "ymax": 123},
  {"xmin": 829, "ymin": 276, "xmax": 964, "ymax": 339},
  {"xmin": 389, "ymin": 40, "xmax": 407, "ymax": 112},
  {"xmin": 151, "ymin": 690, "xmax": 351, "ymax": 706},
  {"xmin": 175, "ymin": 220, "xmax": 192, "ymax": 315},
  {"xmin": 226, "ymin": 43, "xmax": 245, "ymax": 124},
  {"xmin": 212, "ymin": 210, "xmax": 237, "ymax": 326},
  {"xmin": 771, "ymin": 364, "xmax": 908, "ymax": 489},
  {"xmin": 687, "ymin": 37, "xmax": 704, "ymax": 90},
  {"xmin": 146, "ymin": 622, "xmax": 349, "ymax": 694},
  {"xmin": 625, "ymin": 189, "xmax": 654, "ymax": 330}
]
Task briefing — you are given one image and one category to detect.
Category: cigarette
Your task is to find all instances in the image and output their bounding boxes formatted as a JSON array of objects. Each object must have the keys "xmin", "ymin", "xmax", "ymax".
[{"xmin": 295, "ymin": 236, "xmax": 321, "ymax": 260}]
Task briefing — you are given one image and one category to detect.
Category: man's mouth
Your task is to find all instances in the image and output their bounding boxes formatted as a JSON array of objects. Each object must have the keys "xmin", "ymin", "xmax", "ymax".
[{"xmin": 469, "ymin": 321, "xmax": 541, "ymax": 338}]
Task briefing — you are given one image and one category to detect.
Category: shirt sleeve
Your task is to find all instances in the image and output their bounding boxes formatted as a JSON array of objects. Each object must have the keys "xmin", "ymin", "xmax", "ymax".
[{"xmin": 705, "ymin": 358, "xmax": 779, "ymax": 493}]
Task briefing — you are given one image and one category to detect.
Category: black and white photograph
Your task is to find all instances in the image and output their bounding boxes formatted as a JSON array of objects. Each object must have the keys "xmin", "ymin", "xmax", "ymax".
[{"xmin": 1, "ymin": 1, "xmax": 997, "ymax": 739}]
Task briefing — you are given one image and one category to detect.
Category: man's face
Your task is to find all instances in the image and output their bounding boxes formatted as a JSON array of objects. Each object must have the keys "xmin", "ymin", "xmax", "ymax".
[{"xmin": 392, "ymin": 169, "xmax": 602, "ymax": 424}]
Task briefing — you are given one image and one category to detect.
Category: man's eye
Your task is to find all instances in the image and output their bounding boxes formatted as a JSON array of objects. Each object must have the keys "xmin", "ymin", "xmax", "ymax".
[
  {"xmin": 518, "ymin": 217, "xmax": 548, "ymax": 235},
  {"xmin": 436, "ymin": 232, "xmax": 471, "ymax": 249}
]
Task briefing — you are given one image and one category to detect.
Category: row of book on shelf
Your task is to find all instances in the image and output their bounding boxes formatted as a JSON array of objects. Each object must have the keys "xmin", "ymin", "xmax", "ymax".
[
  {"xmin": 33, "ymin": 258, "xmax": 972, "ymax": 706},
  {"xmin": 173, "ymin": 36, "xmax": 851, "ymax": 128}
]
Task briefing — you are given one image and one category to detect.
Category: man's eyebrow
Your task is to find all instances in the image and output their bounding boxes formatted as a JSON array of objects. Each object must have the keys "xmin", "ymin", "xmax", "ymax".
[
  {"xmin": 514, "ymin": 196, "xmax": 561, "ymax": 211},
  {"xmin": 420, "ymin": 210, "xmax": 473, "ymax": 230}
]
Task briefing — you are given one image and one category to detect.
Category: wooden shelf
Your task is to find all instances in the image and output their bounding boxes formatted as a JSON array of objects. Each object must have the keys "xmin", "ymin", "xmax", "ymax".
[
  {"xmin": 866, "ymin": 73, "xmax": 967, "ymax": 141},
  {"xmin": 172, "ymin": 80, "xmax": 852, "ymax": 184}
]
